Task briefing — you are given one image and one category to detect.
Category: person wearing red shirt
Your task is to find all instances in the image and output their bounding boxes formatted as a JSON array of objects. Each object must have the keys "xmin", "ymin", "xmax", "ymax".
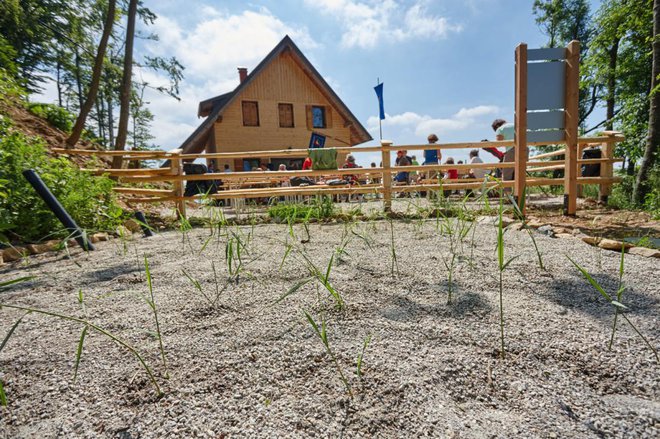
[{"xmin": 302, "ymin": 157, "xmax": 312, "ymax": 170}]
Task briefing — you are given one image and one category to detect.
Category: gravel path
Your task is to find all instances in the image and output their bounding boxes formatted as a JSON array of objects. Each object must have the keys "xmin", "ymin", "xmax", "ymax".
[{"xmin": 0, "ymin": 219, "xmax": 658, "ymax": 438}]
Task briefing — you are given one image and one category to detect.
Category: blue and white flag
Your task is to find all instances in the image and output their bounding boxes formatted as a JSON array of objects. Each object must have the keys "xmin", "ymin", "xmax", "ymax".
[{"xmin": 374, "ymin": 82, "xmax": 385, "ymax": 120}]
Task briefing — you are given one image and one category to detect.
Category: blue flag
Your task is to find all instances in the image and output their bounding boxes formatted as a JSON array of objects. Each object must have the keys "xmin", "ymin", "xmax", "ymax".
[{"xmin": 374, "ymin": 83, "xmax": 385, "ymax": 120}]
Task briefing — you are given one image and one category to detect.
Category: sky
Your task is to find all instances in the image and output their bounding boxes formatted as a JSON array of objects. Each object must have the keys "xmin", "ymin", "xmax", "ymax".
[{"xmin": 40, "ymin": 0, "xmax": 604, "ymax": 166}]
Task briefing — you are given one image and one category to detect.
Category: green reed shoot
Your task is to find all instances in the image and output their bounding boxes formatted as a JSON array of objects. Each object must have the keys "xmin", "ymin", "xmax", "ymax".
[
  {"xmin": 567, "ymin": 253, "xmax": 659, "ymax": 362},
  {"xmin": 0, "ymin": 303, "xmax": 163, "ymax": 397},
  {"xmin": 144, "ymin": 256, "xmax": 169, "ymax": 378},
  {"xmin": 303, "ymin": 309, "xmax": 353, "ymax": 397},
  {"xmin": 182, "ymin": 262, "xmax": 225, "ymax": 310},
  {"xmin": 356, "ymin": 333, "xmax": 372, "ymax": 380},
  {"xmin": 507, "ymin": 191, "xmax": 544, "ymax": 270},
  {"xmin": 388, "ymin": 217, "xmax": 399, "ymax": 277},
  {"xmin": 496, "ymin": 196, "xmax": 518, "ymax": 359},
  {"xmin": 73, "ymin": 289, "xmax": 89, "ymax": 383}
]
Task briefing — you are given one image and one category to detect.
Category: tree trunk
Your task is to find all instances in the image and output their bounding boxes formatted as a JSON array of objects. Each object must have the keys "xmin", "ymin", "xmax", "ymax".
[
  {"xmin": 606, "ymin": 37, "xmax": 620, "ymax": 131},
  {"xmin": 112, "ymin": 0, "xmax": 138, "ymax": 169},
  {"xmin": 96, "ymin": 90, "xmax": 106, "ymax": 146},
  {"xmin": 56, "ymin": 58, "xmax": 62, "ymax": 107},
  {"xmin": 66, "ymin": 0, "xmax": 116, "ymax": 148},
  {"xmin": 107, "ymin": 91, "xmax": 114, "ymax": 146},
  {"xmin": 74, "ymin": 48, "xmax": 84, "ymax": 111},
  {"xmin": 633, "ymin": 0, "xmax": 660, "ymax": 204}
]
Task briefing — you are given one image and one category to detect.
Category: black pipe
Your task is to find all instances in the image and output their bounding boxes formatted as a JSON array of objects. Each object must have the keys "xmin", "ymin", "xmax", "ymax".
[
  {"xmin": 22, "ymin": 169, "xmax": 95, "ymax": 251},
  {"xmin": 134, "ymin": 211, "xmax": 154, "ymax": 237}
]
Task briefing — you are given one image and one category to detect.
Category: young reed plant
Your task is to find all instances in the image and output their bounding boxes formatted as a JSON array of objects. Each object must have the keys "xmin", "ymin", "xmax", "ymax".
[
  {"xmin": 388, "ymin": 217, "xmax": 399, "ymax": 277},
  {"xmin": 277, "ymin": 250, "xmax": 345, "ymax": 310},
  {"xmin": 496, "ymin": 196, "xmax": 518, "ymax": 359},
  {"xmin": 182, "ymin": 261, "xmax": 225, "ymax": 310},
  {"xmin": 303, "ymin": 309, "xmax": 353, "ymax": 397},
  {"xmin": 356, "ymin": 333, "xmax": 372, "ymax": 380},
  {"xmin": 144, "ymin": 256, "xmax": 169, "ymax": 378},
  {"xmin": 567, "ymin": 251, "xmax": 659, "ymax": 363},
  {"xmin": 507, "ymin": 190, "xmax": 544, "ymax": 270},
  {"xmin": 0, "ymin": 302, "xmax": 164, "ymax": 400}
]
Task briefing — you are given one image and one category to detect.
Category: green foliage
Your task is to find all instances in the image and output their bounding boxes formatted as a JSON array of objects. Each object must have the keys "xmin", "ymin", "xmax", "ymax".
[
  {"xmin": 608, "ymin": 169, "xmax": 660, "ymax": 218},
  {"xmin": 267, "ymin": 196, "xmax": 336, "ymax": 222},
  {"xmin": 27, "ymin": 102, "xmax": 74, "ymax": 133},
  {"xmin": 0, "ymin": 122, "xmax": 123, "ymax": 241}
]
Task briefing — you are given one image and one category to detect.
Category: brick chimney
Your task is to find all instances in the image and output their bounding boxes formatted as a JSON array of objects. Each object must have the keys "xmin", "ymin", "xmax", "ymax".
[{"xmin": 238, "ymin": 67, "xmax": 248, "ymax": 83}]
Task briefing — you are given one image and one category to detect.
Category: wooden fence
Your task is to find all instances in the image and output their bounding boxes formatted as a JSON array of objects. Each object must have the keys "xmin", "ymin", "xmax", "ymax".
[{"xmin": 53, "ymin": 132, "xmax": 623, "ymax": 219}]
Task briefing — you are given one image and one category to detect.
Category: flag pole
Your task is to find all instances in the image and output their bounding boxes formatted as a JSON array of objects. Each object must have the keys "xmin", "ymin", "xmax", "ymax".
[{"xmin": 377, "ymin": 77, "xmax": 382, "ymax": 141}]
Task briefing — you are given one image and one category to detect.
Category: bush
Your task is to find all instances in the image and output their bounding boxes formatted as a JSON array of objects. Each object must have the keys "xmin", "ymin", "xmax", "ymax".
[
  {"xmin": 0, "ymin": 119, "xmax": 123, "ymax": 242},
  {"xmin": 267, "ymin": 196, "xmax": 336, "ymax": 222},
  {"xmin": 27, "ymin": 102, "xmax": 74, "ymax": 133}
]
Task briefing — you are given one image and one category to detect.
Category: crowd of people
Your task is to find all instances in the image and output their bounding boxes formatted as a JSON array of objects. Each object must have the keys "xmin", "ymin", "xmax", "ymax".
[{"xmin": 202, "ymin": 118, "xmax": 517, "ymax": 195}]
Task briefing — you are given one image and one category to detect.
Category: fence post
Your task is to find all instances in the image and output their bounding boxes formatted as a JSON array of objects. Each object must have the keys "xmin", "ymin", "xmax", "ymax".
[
  {"xmin": 170, "ymin": 149, "xmax": 186, "ymax": 220},
  {"xmin": 599, "ymin": 135, "xmax": 615, "ymax": 203},
  {"xmin": 563, "ymin": 40, "xmax": 580, "ymax": 216},
  {"xmin": 381, "ymin": 140, "xmax": 392, "ymax": 212},
  {"xmin": 514, "ymin": 43, "xmax": 528, "ymax": 214}
]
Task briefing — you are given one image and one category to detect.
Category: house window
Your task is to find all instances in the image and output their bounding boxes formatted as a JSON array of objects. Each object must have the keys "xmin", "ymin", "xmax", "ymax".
[
  {"xmin": 278, "ymin": 103, "xmax": 294, "ymax": 128},
  {"xmin": 242, "ymin": 101, "xmax": 259, "ymax": 126},
  {"xmin": 312, "ymin": 106, "xmax": 326, "ymax": 128}
]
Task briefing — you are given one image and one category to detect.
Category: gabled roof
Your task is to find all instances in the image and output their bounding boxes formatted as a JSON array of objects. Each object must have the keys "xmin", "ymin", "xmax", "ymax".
[{"xmin": 179, "ymin": 35, "xmax": 373, "ymax": 154}]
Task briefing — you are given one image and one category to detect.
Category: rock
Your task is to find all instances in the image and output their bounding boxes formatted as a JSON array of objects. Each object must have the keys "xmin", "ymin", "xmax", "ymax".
[
  {"xmin": 116, "ymin": 225, "xmax": 132, "ymax": 237},
  {"xmin": 44, "ymin": 240, "xmax": 63, "ymax": 251},
  {"xmin": 581, "ymin": 236, "xmax": 601, "ymax": 246},
  {"xmin": 555, "ymin": 233, "xmax": 575, "ymax": 239},
  {"xmin": 527, "ymin": 218, "xmax": 544, "ymax": 228},
  {"xmin": 26, "ymin": 243, "xmax": 53, "ymax": 255},
  {"xmin": 0, "ymin": 253, "xmax": 3, "ymax": 266},
  {"xmin": 538, "ymin": 225, "xmax": 554, "ymax": 236},
  {"xmin": 3, "ymin": 247, "xmax": 28, "ymax": 262},
  {"xmin": 124, "ymin": 219, "xmax": 141, "ymax": 233},
  {"xmin": 628, "ymin": 247, "xmax": 660, "ymax": 258},
  {"xmin": 91, "ymin": 232, "xmax": 108, "ymax": 242},
  {"xmin": 553, "ymin": 227, "xmax": 570, "ymax": 235},
  {"xmin": 597, "ymin": 239, "xmax": 632, "ymax": 251},
  {"xmin": 507, "ymin": 222, "xmax": 524, "ymax": 231}
]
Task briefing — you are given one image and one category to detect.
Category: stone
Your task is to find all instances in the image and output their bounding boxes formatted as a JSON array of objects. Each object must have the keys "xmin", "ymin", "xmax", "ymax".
[
  {"xmin": 628, "ymin": 247, "xmax": 660, "ymax": 258},
  {"xmin": 553, "ymin": 227, "xmax": 570, "ymax": 235},
  {"xmin": 44, "ymin": 240, "xmax": 63, "ymax": 251},
  {"xmin": 581, "ymin": 236, "xmax": 601, "ymax": 246},
  {"xmin": 124, "ymin": 219, "xmax": 141, "ymax": 233},
  {"xmin": 538, "ymin": 225, "xmax": 554, "ymax": 236},
  {"xmin": 526, "ymin": 218, "xmax": 545, "ymax": 228},
  {"xmin": 116, "ymin": 225, "xmax": 132, "ymax": 237},
  {"xmin": 0, "ymin": 253, "xmax": 3, "ymax": 266},
  {"xmin": 26, "ymin": 243, "xmax": 53, "ymax": 255},
  {"xmin": 555, "ymin": 233, "xmax": 575, "ymax": 239},
  {"xmin": 507, "ymin": 222, "xmax": 524, "ymax": 231},
  {"xmin": 2, "ymin": 247, "xmax": 28, "ymax": 262},
  {"xmin": 597, "ymin": 239, "xmax": 632, "ymax": 251}
]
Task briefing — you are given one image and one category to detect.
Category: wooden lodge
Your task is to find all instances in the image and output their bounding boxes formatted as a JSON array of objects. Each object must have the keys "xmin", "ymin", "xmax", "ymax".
[{"xmin": 179, "ymin": 35, "xmax": 372, "ymax": 171}]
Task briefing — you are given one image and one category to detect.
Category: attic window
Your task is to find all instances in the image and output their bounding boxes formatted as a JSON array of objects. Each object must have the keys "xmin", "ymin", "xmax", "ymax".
[
  {"xmin": 242, "ymin": 101, "xmax": 259, "ymax": 126},
  {"xmin": 279, "ymin": 103, "xmax": 294, "ymax": 128},
  {"xmin": 312, "ymin": 106, "xmax": 326, "ymax": 128}
]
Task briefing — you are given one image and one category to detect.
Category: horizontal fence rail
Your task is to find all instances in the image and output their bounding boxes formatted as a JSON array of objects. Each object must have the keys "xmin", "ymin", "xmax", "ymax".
[{"xmin": 56, "ymin": 133, "xmax": 624, "ymax": 218}]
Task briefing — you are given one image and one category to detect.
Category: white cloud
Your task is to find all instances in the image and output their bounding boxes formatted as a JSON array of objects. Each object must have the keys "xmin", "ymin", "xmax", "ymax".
[
  {"xmin": 140, "ymin": 6, "xmax": 318, "ymax": 148},
  {"xmin": 366, "ymin": 105, "xmax": 498, "ymax": 138},
  {"xmin": 306, "ymin": 0, "xmax": 462, "ymax": 49}
]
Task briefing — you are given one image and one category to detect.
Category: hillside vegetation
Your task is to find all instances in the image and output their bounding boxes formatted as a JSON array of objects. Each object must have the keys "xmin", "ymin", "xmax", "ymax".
[{"xmin": 0, "ymin": 70, "xmax": 123, "ymax": 243}]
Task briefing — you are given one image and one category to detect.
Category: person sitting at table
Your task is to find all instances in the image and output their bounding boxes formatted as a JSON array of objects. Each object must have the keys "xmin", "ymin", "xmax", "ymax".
[
  {"xmin": 278, "ymin": 164, "xmax": 290, "ymax": 188},
  {"xmin": 302, "ymin": 156, "xmax": 313, "ymax": 170},
  {"xmin": 423, "ymin": 134, "xmax": 441, "ymax": 181},
  {"xmin": 342, "ymin": 154, "xmax": 361, "ymax": 184},
  {"xmin": 394, "ymin": 150, "xmax": 411, "ymax": 190}
]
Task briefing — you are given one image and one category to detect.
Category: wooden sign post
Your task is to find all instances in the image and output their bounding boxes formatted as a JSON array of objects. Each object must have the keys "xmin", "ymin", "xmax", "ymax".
[
  {"xmin": 514, "ymin": 44, "xmax": 528, "ymax": 214},
  {"xmin": 563, "ymin": 40, "xmax": 580, "ymax": 216}
]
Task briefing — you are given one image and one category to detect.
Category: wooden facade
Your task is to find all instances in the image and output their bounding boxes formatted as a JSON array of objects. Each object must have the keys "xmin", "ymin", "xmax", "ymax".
[{"xmin": 181, "ymin": 36, "xmax": 372, "ymax": 171}]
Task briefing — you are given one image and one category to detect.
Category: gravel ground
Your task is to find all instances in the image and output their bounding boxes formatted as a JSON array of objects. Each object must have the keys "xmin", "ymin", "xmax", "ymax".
[{"xmin": 0, "ymin": 218, "xmax": 658, "ymax": 438}]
